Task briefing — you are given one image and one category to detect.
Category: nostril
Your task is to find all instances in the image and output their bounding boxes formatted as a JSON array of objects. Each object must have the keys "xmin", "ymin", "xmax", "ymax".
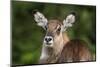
[
  {"xmin": 45, "ymin": 38, "xmax": 48, "ymax": 42},
  {"xmin": 48, "ymin": 38, "xmax": 52, "ymax": 41}
]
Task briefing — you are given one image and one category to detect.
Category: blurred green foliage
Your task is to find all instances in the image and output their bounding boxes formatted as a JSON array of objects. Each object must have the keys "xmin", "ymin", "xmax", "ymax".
[{"xmin": 12, "ymin": 1, "xmax": 96, "ymax": 65}]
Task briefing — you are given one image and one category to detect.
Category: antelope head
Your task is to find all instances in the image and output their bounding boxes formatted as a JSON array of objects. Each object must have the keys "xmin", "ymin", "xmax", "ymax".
[{"xmin": 33, "ymin": 11, "xmax": 75, "ymax": 47}]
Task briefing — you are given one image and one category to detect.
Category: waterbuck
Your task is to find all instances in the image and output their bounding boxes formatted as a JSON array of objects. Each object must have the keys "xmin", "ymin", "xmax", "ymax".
[{"xmin": 33, "ymin": 11, "xmax": 92, "ymax": 64}]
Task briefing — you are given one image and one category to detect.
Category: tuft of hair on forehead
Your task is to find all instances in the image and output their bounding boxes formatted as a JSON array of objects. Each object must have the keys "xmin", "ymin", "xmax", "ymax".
[
  {"xmin": 46, "ymin": 19, "xmax": 62, "ymax": 32},
  {"xmin": 48, "ymin": 19, "xmax": 63, "ymax": 25}
]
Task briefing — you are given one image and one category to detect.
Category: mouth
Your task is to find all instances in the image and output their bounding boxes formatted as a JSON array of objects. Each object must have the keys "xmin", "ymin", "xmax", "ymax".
[
  {"xmin": 46, "ymin": 42, "xmax": 52, "ymax": 45},
  {"xmin": 44, "ymin": 42, "xmax": 53, "ymax": 47}
]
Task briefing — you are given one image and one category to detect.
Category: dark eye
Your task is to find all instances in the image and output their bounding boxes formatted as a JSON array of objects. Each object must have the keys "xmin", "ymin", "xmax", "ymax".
[
  {"xmin": 57, "ymin": 27, "xmax": 61, "ymax": 31},
  {"xmin": 45, "ymin": 26, "xmax": 47, "ymax": 30}
]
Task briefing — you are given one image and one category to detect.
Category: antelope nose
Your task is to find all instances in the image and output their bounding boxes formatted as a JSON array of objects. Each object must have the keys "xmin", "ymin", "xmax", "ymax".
[
  {"xmin": 44, "ymin": 36, "xmax": 53, "ymax": 44},
  {"xmin": 45, "ymin": 37, "xmax": 52, "ymax": 42},
  {"xmin": 44, "ymin": 36, "xmax": 53, "ymax": 45}
]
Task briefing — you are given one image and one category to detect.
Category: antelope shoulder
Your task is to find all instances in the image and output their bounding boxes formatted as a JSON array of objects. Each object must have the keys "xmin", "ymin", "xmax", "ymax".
[{"xmin": 58, "ymin": 39, "xmax": 92, "ymax": 63}]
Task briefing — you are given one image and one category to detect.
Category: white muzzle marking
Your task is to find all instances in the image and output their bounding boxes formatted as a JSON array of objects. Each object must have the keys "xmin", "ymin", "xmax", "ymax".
[{"xmin": 44, "ymin": 36, "xmax": 53, "ymax": 46}]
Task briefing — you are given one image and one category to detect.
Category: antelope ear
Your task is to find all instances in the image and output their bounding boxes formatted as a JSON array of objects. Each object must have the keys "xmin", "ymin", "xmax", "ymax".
[
  {"xmin": 33, "ymin": 11, "xmax": 48, "ymax": 30},
  {"xmin": 62, "ymin": 12, "xmax": 76, "ymax": 31}
]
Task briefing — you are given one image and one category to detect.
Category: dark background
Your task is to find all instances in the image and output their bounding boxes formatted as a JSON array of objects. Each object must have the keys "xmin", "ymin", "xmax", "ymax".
[{"xmin": 12, "ymin": 1, "xmax": 96, "ymax": 65}]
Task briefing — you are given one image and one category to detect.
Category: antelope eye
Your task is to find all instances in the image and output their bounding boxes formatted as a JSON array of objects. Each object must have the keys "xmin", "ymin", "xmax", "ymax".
[
  {"xmin": 45, "ymin": 26, "xmax": 47, "ymax": 30},
  {"xmin": 57, "ymin": 27, "xmax": 61, "ymax": 31}
]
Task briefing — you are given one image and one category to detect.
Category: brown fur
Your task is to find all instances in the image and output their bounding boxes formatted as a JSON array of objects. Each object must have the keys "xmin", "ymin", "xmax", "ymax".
[
  {"xmin": 39, "ymin": 19, "xmax": 92, "ymax": 64},
  {"xmin": 57, "ymin": 39, "xmax": 92, "ymax": 63},
  {"xmin": 62, "ymin": 32, "xmax": 70, "ymax": 45}
]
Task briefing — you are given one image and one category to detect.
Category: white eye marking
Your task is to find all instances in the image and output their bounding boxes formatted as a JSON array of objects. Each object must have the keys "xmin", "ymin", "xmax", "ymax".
[
  {"xmin": 52, "ymin": 25, "xmax": 61, "ymax": 33},
  {"xmin": 57, "ymin": 25, "xmax": 60, "ymax": 29}
]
